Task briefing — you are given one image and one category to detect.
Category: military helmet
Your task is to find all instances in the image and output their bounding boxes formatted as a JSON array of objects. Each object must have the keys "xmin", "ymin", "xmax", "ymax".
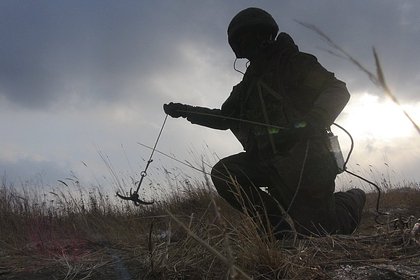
[{"xmin": 227, "ymin": 7, "xmax": 279, "ymax": 52}]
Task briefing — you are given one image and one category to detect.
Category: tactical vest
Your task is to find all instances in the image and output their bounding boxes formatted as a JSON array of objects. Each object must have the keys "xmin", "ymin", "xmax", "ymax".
[{"xmin": 222, "ymin": 39, "xmax": 303, "ymax": 155}]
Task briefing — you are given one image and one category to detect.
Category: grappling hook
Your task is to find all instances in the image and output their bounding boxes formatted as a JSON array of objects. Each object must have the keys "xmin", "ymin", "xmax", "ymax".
[{"xmin": 116, "ymin": 114, "xmax": 168, "ymax": 206}]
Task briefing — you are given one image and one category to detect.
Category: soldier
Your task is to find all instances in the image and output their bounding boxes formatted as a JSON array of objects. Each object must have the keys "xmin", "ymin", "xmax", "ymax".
[{"xmin": 164, "ymin": 7, "xmax": 365, "ymax": 237}]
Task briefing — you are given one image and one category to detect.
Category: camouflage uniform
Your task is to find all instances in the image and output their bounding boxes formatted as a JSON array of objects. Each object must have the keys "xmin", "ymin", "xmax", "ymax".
[{"xmin": 185, "ymin": 33, "xmax": 365, "ymax": 236}]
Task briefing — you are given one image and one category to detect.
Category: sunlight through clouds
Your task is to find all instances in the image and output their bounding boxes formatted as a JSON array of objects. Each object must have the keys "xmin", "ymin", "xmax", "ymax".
[
  {"xmin": 343, "ymin": 93, "xmax": 419, "ymax": 141},
  {"xmin": 334, "ymin": 92, "xmax": 420, "ymax": 183}
]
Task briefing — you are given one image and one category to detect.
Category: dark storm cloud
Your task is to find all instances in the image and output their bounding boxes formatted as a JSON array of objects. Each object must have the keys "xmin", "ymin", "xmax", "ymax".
[{"xmin": 0, "ymin": 1, "xmax": 229, "ymax": 109}]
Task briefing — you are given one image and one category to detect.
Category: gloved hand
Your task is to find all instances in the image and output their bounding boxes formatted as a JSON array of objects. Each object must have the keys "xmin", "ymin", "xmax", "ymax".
[
  {"xmin": 163, "ymin": 102, "xmax": 192, "ymax": 118},
  {"xmin": 287, "ymin": 120, "xmax": 318, "ymax": 140},
  {"xmin": 254, "ymin": 118, "xmax": 325, "ymax": 156},
  {"xmin": 271, "ymin": 119, "xmax": 322, "ymax": 144}
]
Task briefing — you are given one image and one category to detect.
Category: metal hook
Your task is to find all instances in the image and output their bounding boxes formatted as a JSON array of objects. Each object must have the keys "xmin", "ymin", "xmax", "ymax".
[{"xmin": 116, "ymin": 189, "xmax": 154, "ymax": 206}]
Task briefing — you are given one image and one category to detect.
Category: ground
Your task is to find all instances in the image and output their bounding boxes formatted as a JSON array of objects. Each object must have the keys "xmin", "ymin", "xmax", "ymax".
[{"xmin": 1, "ymin": 186, "xmax": 419, "ymax": 279}]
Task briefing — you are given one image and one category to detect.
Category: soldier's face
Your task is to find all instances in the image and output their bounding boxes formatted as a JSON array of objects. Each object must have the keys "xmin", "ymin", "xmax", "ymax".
[
  {"xmin": 231, "ymin": 29, "xmax": 266, "ymax": 60},
  {"xmin": 237, "ymin": 30, "xmax": 261, "ymax": 60}
]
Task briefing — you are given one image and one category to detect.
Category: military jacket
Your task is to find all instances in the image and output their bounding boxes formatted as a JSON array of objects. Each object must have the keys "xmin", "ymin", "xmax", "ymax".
[{"xmin": 187, "ymin": 33, "xmax": 350, "ymax": 157}]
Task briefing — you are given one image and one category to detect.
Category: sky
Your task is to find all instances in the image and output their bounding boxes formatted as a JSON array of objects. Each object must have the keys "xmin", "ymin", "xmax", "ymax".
[{"xmin": 1, "ymin": 1, "xmax": 419, "ymax": 199}]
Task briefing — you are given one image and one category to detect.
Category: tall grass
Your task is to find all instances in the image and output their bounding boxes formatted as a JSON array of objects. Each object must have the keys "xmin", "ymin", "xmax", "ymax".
[{"xmin": 1, "ymin": 173, "xmax": 419, "ymax": 279}]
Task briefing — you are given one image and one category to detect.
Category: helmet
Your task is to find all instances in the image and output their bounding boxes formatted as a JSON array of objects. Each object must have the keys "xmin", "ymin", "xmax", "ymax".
[{"xmin": 227, "ymin": 7, "xmax": 279, "ymax": 54}]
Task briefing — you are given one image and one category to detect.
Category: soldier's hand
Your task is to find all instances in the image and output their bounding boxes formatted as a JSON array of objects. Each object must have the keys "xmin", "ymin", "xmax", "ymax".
[
  {"xmin": 163, "ymin": 102, "xmax": 191, "ymax": 118},
  {"xmin": 270, "ymin": 120, "xmax": 320, "ymax": 144},
  {"xmin": 286, "ymin": 120, "xmax": 322, "ymax": 140}
]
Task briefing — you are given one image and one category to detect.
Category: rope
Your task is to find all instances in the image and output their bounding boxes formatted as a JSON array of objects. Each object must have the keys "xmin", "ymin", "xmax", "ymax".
[
  {"xmin": 116, "ymin": 114, "xmax": 168, "ymax": 206},
  {"xmin": 134, "ymin": 114, "xmax": 168, "ymax": 193}
]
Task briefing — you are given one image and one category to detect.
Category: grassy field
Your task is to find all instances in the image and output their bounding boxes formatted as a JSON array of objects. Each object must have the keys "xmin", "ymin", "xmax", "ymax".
[{"xmin": 1, "ymin": 176, "xmax": 419, "ymax": 279}]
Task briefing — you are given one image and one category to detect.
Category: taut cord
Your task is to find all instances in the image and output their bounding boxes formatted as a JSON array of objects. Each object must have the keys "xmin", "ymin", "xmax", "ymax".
[{"xmin": 116, "ymin": 114, "xmax": 168, "ymax": 206}]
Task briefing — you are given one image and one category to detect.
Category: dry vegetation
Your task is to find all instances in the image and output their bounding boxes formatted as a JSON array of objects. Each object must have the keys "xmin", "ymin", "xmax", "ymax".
[{"xmin": 1, "ymin": 175, "xmax": 419, "ymax": 280}]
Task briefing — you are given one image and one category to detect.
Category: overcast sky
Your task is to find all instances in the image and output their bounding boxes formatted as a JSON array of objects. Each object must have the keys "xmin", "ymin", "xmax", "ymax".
[{"xmin": 1, "ymin": 1, "xmax": 419, "ymax": 198}]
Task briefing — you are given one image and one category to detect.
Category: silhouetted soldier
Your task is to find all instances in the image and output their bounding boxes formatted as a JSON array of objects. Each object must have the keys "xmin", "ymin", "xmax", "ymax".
[{"xmin": 164, "ymin": 7, "xmax": 365, "ymax": 237}]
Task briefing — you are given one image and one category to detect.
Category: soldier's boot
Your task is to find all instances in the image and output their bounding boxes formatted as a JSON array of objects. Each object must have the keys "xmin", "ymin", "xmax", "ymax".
[{"xmin": 334, "ymin": 188, "xmax": 366, "ymax": 234}]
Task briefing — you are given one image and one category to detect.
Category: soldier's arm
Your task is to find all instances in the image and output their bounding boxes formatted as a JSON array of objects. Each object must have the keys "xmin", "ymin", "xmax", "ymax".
[
  {"xmin": 186, "ymin": 106, "xmax": 231, "ymax": 130},
  {"xmin": 164, "ymin": 102, "xmax": 230, "ymax": 130},
  {"xmin": 185, "ymin": 85, "xmax": 241, "ymax": 130},
  {"xmin": 290, "ymin": 53, "xmax": 350, "ymax": 128}
]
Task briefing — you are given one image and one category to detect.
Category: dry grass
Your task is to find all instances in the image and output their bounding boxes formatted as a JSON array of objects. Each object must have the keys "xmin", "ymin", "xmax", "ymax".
[{"xmin": 1, "ymin": 175, "xmax": 419, "ymax": 279}]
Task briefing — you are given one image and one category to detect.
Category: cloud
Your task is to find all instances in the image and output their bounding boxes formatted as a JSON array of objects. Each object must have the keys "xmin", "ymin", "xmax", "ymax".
[
  {"xmin": 1, "ymin": 0, "xmax": 419, "ymax": 187},
  {"xmin": 0, "ymin": 157, "xmax": 69, "ymax": 187},
  {"xmin": 0, "ymin": 1, "xmax": 228, "ymax": 110},
  {"xmin": 2, "ymin": 0, "xmax": 419, "ymax": 111}
]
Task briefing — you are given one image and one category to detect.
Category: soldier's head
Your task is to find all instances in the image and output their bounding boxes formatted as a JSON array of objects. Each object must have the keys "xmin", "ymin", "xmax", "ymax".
[{"xmin": 228, "ymin": 7, "xmax": 278, "ymax": 60}]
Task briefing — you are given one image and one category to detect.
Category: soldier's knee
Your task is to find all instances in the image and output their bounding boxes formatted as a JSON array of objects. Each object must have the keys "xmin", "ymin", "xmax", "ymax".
[{"xmin": 211, "ymin": 159, "xmax": 228, "ymax": 189}]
